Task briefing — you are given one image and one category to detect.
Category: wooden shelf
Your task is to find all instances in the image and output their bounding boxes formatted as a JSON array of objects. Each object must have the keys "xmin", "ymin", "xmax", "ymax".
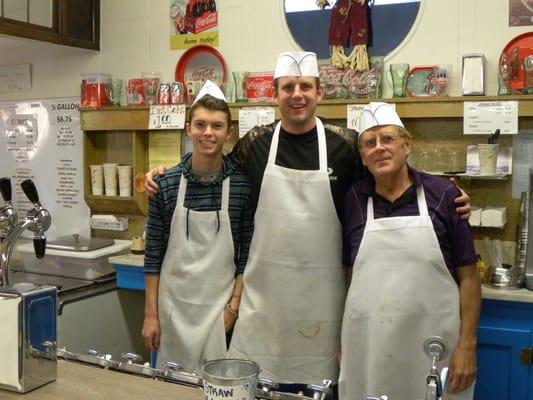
[
  {"xmin": 85, "ymin": 194, "xmax": 147, "ymax": 215},
  {"xmin": 80, "ymin": 96, "xmax": 533, "ymax": 130},
  {"xmin": 79, "ymin": 97, "xmax": 532, "ymax": 241},
  {"xmin": 83, "ymin": 130, "xmax": 148, "ymax": 216}
]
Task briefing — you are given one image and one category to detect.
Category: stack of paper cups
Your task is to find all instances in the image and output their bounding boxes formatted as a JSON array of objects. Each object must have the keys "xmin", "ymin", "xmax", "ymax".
[
  {"xmin": 90, "ymin": 165, "xmax": 104, "ymax": 195},
  {"xmin": 103, "ymin": 163, "xmax": 119, "ymax": 196},
  {"xmin": 477, "ymin": 144, "xmax": 499, "ymax": 176},
  {"xmin": 118, "ymin": 165, "xmax": 133, "ymax": 197}
]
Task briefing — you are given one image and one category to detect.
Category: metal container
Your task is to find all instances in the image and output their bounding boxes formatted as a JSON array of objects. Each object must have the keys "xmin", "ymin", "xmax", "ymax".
[
  {"xmin": 0, "ymin": 283, "xmax": 57, "ymax": 392},
  {"xmin": 201, "ymin": 359, "xmax": 260, "ymax": 400},
  {"xmin": 516, "ymin": 191, "xmax": 528, "ymax": 286},
  {"xmin": 526, "ymin": 170, "xmax": 533, "ymax": 290}
]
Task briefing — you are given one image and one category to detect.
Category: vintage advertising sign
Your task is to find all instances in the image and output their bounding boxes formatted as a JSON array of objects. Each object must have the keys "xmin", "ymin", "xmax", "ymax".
[{"xmin": 170, "ymin": 0, "xmax": 219, "ymax": 50}]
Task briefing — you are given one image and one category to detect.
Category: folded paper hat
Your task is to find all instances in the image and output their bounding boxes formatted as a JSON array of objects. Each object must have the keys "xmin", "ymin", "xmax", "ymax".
[
  {"xmin": 193, "ymin": 80, "xmax": 227, "ymax": 103},
  {"xmin": 358, "ymin": 102, "xmax": 405, "ymax": 134},
  {"xmin": 274, "ymin": 51, "xmax": 319, "ymax": 79}
]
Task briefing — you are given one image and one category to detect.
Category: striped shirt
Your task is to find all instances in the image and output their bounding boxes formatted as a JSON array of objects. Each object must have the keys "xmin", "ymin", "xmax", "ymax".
[{"xmin": 144, "ymin": 153, "xmax": 254, "ymax": 276}]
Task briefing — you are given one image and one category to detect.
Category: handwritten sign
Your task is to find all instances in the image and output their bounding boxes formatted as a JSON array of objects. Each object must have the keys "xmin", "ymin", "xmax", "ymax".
[
  {"xmin": 346, "ymin": 104, "xmax": 367, "ymax": 131},
  {"xmin": 148, "ymin": 105, "xmax": 186, "ymax": 130},
  {"xmin": 0, "ymin": 64, "xmax": 31, "ymax": 93},
  {"xmin": 463, "ymin": 101, "xmax": 518, "ymax": 134},
  {"xmin": 347, "ymin": 103, "xmax": 397, "ymax": 132}
]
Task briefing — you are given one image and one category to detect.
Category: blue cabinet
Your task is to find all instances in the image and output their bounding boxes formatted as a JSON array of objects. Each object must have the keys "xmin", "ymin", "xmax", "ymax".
[{"xmin": 475, "ymin": 299, "xmax": 533, "ymax": 400}]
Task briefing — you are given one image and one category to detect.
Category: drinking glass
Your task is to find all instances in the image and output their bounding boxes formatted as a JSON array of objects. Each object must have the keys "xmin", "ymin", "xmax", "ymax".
[
  {"xmin": 142, "ymin": 72, "xmax": 160, "ymax": 106},
  {"xmin": 232, "ymin": 71, "xmax": 249, "ymax": 102},
  {"xmin": 390, "ymin": 63, "xmax": 409, "ymax": 98},
  {"xmin": 107, "ymin": 78, "xmax": 123, "ymax": 106}
]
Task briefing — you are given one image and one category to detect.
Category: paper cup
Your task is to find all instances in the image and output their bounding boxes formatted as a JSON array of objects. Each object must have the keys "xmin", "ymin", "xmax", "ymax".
[
  {"xmin": 117, "ymin": 165, "xmax": 133, "ymax": 197},
  {"xmin": 103, "ymin": 163, "xmax": 118, "ymax": 196},
  {"xmin": 90, "ymin": 165, "xmax": 104, "ymax": 196},
  {"xmin": 477, "ymin": 144, "xmax": 499, "ymax": 176}
]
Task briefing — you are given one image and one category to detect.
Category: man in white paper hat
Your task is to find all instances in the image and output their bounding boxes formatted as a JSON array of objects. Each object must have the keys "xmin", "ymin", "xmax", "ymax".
[
  {"xmin": 145, "ymin": 56, "xmax": 472, "ymax": 395},
  {"xmin": 225, "ymin": 51, "xmax": 361, "ymax": 394},
  {"xmin": 142, "ymin": 80, "xmax": 254, "ymax": 373},
  {"xmin": 340, "ymin": 102, "xmax": 479, "ymax": 400}
]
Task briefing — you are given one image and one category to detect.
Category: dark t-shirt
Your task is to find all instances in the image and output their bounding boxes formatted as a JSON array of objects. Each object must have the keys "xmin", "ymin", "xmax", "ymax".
[{"xmin": 230, "ymin": 121, "xmax": 362, "ymax": 221}]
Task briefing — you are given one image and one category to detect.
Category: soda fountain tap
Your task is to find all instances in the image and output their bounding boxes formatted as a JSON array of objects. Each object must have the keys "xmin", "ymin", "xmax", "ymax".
[
  {"xmin": 0, "ymin": 177, "xmax": 18, "ymax": 241},
  {"xmin": 423, "ymin": 336, "xmax": 449, "ymax": 400},
  {"xmin": 0, "ymin": 179, "xmax": 51, "ymax": 286}
]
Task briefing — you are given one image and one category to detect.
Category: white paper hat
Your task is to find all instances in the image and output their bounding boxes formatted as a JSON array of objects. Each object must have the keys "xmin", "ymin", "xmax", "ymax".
[
  {"xmin": 274, "ymin": 51, "xmax": 319, "ymax": 79},
  {"xmin": 193, "ymin": 80, "xmax": 227, "ymax": 104},
  {"xmin": 358, "ymin": 102, "xmax": 405, "ymax": 134}
]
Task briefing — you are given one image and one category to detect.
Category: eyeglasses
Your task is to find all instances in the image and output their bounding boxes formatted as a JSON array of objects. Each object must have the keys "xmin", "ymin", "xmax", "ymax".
[{"xmin": 360, "ymin": 133, "xmax": 401, "ymax": 150}]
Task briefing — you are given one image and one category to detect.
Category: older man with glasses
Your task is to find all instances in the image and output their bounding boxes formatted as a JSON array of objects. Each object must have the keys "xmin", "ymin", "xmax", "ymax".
[{"xmin": 340, "ymin": 102, "xmax": 480, "ymax": 400}]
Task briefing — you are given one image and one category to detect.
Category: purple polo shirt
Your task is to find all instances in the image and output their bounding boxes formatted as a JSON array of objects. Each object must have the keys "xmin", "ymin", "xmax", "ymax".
[{"xmin": 343, "ymin": 166, "xmax": 477, "ymax": 281}]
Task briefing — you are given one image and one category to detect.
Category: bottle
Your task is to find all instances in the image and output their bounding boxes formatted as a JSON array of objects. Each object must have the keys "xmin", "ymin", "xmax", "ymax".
[{"xmin": 498, "ymin": 52, "xmax": 511, "ymax": 95}]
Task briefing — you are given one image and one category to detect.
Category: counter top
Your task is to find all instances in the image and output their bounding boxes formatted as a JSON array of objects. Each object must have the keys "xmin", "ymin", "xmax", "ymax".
[
  {"xmin": 0, "ymin": 360, "xmax": 203, "ymax": 400},
  {"xmin": 109, "ymin": 253, "xmax": 144, "ymax": 268},
  {"xmin": 108, "ymin": 255, "xmax": 533, "ymax": 303},
  {"xmin": 481, "ymin": 284, "xmax": 533, "ymax": 303}
]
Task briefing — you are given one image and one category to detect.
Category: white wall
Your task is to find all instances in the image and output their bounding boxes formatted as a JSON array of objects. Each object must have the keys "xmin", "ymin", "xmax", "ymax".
[{"xmin": 0, "ymin": 0, "xmax": 531, "ymax": 102}]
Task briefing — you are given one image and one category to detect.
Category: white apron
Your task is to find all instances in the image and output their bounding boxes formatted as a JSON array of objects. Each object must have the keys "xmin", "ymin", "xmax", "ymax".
[
  {"xmin": 157, "ymin": 175, "xmax": 235, "ymax": 373},
  {"xmin": 338, "ymin": 186, "xmax": 474, "ymax": 400},
  {"xmin": 228, "ymin": 118, "xmax": 346, "ymax": 384}
]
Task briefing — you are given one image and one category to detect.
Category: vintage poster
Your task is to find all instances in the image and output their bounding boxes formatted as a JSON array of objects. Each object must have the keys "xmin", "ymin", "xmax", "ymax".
[
  {"xmin": 170, "ymin": 0, "xmax": 219, "ymax": 50},
  {"xmin": 509, "ymin": 0, "xmax": 533, "ymax": 26}
]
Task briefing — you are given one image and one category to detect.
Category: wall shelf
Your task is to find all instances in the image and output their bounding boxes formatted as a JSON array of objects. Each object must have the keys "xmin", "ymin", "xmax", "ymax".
[
  {"xmin": 80, "ymin": 96, "xmax": 532, "ymax": 241},
  {"xmin": 80, "ymin": 95, "xmax": 533, "ymax": 129}
]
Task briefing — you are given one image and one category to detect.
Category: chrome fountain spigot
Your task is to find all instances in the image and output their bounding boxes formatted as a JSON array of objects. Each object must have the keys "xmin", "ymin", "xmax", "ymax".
[
  {"xmin": 20, "ymin": 179, "xmax": 51, "ymax": 259},
  {"xmin": 307, "ymin": 380, "xmax": 332, "ymax": 400},
  {"xmin": 0, "ymin": 179, "xmax": 51, "ymax": 287},
  {"xmin": 0, "ymin": 177, "xmax": 18, "ymax": 241},
  {"xmin": 423, "ymin": 336, "xmax": 449, "ymax": 400}
]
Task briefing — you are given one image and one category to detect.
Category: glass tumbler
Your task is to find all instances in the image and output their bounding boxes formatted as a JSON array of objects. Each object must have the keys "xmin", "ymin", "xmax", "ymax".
[{"xmin": 390, "ymin": 63, "xmax": 409, "ymax": 98}]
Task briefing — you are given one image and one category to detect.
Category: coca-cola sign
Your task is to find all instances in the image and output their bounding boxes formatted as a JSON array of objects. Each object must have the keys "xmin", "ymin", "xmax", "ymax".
[
  {"xmin": 185, "ymin": 11, "xmax": 217, "ymax": 34},
  {"xmin": 246, "ymin": 73, "xmax": 274, "ymax": 102},
  {"xmin": 190, "ymin": 67, "xmax": 216, "ymax": 82},
  {"xmin": 319, "ymin": 57, "xmax": 384, "ymax": 100}
]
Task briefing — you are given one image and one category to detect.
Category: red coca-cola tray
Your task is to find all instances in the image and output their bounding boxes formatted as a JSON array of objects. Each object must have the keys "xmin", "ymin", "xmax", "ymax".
[
  {"xmin": 174, "ymin": 45, "xmax": 226, "ymax": 86},
  {"xmin": 502, "ymin": 32, "xmax": 533, "ymax": 94}
]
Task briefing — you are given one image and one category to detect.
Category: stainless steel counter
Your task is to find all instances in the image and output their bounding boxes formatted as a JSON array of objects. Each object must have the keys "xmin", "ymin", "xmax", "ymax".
[
  {"xmin": 481, "ymin": 284, "xmax": 533, "ymax": 303},
  {"xmin": 0, "ymin": 360, "xmax": 203, "ymax": 400}
]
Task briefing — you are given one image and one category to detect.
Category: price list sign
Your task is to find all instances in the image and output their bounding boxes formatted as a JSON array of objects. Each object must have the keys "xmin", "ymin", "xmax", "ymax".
[
  {"xmin": 463, "ymin": 101, "xmax": 518, "ymax": 135},
  {"xmin": 148, "ymin": 105, "xmax": 186, "ymax": 130}
]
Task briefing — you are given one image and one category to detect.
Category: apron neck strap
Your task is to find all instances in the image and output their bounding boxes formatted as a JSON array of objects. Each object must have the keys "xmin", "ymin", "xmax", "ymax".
[
  {"xmin": 177, "ymin": 174, "xmax": 231, "ymax": 211},
  {"xmin": 268, "ymin": 118, "xmax": 328, "ymax": 171},
  {"xmin": 366, "ymin": 185, "xmax": 429, "ymax": 220},
  {"xmin": 220, "ymin": 176, "xmax": 230, "ymax": 211},
  {"xmin": 177, "ymin": 174, "xmax": 188, "ymax": 206}
]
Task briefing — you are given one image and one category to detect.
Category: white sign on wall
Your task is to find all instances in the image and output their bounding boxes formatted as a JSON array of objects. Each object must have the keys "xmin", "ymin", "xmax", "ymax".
[
  {"xmin": 0, "ymin": 97, "xmax": 90, "ymax": 240},
  {"xmin": 463, "ymin": 101, "xmax": 518, "ymax": 135}
]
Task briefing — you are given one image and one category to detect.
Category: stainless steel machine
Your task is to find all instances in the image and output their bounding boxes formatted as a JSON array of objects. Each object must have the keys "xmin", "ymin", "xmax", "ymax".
[{"xmin": 0, "ymin": 177, "xmax": 56, "ymax": 393}]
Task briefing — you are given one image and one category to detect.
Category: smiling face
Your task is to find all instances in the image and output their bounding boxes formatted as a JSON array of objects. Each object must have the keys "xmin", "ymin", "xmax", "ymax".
[
  {"xmin": 359, "ymin": 125, "xmax": 411, "ymax": 179},
  {"xmin": 273, "ymin": 76, "xmax": 323, "ymax": 133},
  {"xmin": 187, "ymin": 106, "xmax": 232, "ymax": 160}
]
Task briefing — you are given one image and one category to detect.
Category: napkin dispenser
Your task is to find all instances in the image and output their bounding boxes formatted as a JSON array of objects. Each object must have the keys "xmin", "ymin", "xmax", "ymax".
[{"xmin": 0, "ymin": 283, "xmax": 57, "ymax": 393}]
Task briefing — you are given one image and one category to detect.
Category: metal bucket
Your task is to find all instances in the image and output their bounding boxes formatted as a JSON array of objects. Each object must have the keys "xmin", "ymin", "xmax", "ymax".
[{"xmin": 201, "ymin": 359, "xmax": 260, "ymax": 400}]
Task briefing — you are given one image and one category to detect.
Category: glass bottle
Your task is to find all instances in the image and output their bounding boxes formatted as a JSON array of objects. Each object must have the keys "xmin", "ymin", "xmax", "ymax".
[{"xmin": 498, "ymin": 52, "xmax": 511, "ymax": 95}]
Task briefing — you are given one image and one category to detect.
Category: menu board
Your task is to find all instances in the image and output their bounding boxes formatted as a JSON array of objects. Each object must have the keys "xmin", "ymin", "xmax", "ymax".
[{"xmin": 0, "ymin": 97, "xmax": 90, "ymax": 240}]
